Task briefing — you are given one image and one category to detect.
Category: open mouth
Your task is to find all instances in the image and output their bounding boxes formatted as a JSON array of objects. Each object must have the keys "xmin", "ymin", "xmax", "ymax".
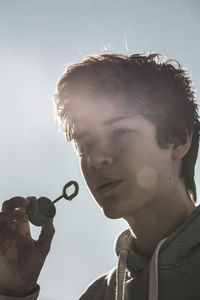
[{"xmin": 96, "ymin": 180, "xmax": 122, "ymax": 195}]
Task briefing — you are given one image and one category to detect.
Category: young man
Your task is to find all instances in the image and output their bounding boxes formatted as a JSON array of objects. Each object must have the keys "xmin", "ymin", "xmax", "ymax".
[{"xmin": 0, "ymin": 52, "xmax": 199, "ymax": 300}]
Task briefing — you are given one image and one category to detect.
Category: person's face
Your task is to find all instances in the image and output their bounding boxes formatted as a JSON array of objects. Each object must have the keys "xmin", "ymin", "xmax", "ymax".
[{"xmin": 72, "ymin": 96, "xmax": 175, "ymax": 219}]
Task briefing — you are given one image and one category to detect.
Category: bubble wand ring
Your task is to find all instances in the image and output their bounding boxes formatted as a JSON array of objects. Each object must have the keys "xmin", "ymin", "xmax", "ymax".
[{"xmin": 53, "ymin": 181, "xmax": 79, "ymax": 203}]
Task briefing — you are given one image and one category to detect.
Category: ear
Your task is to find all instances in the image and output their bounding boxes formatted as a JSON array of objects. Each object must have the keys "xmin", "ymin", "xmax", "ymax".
[{"xmin": 172, "ymin": 132, "xmax": 193, "ymax": 160}]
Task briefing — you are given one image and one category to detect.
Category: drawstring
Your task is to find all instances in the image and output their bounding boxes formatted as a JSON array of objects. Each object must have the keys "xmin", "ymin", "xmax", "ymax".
[
  {"xmin": 116, "ymin": 238, "xmax": 167, "ymax": 300},
  {"xmin": 116, "ymin": 249, "xmax": 128, "ymax": 300},
  {"xmin": 148, "ymin": 238, "xmax": 167, "ymax": 300}
]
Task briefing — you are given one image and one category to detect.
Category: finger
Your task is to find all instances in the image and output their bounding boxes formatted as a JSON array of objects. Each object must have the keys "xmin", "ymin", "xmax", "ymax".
[
  {"xmin": 0, "ymin": 240, "xmax": 17, "ymax": 259},
  {"xmin": 0, "ymin": 228, "xmax": 33, "ymax": 261},
  {"xmin": 0, "ymin": 211, "xmax": 30, "ymax": 240},
  {"xmin": 2, "ymin": 197, "xmax": 30, "ymax": 212},
  {"xmin": 0, "ymin": 210, "xmax": 28, "ymax": 225},
  {"xmin": 9, "ymin": 219, "xmax": 31, "ymax": 238},
  {"xmin": 36, "ymin": 219, "xmax": 55, "ymax": 256},
  {"xmin": 0, "ymin": 227, "xmax": 33, "ymax": 243},
  {"xmin": 26, "ymin": 197, "xmax": 37, "ymax": 201}
]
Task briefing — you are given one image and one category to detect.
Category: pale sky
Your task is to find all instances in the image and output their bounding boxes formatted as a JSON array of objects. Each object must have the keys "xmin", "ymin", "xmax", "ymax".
[{"xmin": 0, "ymin": 0, "xmax": 200, "ymax": 299}]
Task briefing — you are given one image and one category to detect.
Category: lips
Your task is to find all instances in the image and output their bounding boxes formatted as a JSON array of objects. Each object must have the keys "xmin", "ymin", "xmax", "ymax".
[{"xmin": 95, "ymin": 178, "xmax": 122, "ymax": 195}]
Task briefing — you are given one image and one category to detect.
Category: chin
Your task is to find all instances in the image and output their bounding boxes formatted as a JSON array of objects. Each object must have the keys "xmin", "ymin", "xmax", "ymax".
[
  {"xmin": 97, "ymin": 193, "xmax": 127, "ymax": 219},
  {"xmin": 103, "ymin": 210, "xmax": 122, "ymax": 219},
  {"xmin": 102, "ymin": 204, "xmax": 125, "ymax": 220}
]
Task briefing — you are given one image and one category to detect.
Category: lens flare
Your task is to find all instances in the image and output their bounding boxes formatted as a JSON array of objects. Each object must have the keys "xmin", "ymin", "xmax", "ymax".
[{"xmin": 136, "ymin": 166, "xmax": 158, "ymax": 189}]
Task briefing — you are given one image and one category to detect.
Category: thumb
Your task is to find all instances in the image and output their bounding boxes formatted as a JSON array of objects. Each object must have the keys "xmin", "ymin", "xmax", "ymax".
[{"xmin": 36, "ymin": 219, "xmax": 55, "ymax": 256}]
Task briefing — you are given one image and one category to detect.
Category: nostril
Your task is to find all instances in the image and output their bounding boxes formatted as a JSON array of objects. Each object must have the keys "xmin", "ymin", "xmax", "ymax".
[
  {"xmin": 102, "ymin": 160, "xmax": 109, "ymax": 166},
  {"xmin": 88, "ymin": 156, "xmax": 113, "ymax": 168},
  {"xmin": 96, "ymin": 157, "xmax": 113, "ymax": 167}
]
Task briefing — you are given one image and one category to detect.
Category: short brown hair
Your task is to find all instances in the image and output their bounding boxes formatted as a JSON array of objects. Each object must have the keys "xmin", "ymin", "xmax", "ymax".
[{"xmin": 54, "ymin": 52, "xmax": 200, "ymax": 202}]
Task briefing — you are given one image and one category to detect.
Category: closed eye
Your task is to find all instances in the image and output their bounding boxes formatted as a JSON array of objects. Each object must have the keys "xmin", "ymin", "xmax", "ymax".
[{"xmin": 113, "ymin": 128, "xmax": 132, "ymax": 137}]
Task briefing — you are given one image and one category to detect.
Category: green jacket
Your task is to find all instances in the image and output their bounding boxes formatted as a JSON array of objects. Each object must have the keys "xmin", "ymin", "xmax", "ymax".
[{"xmin": 80, "ymin": 205, "xmax": 200, "ymax": 300}]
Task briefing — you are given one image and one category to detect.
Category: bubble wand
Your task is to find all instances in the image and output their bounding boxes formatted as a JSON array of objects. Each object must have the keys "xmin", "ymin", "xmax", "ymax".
[{"xmin": 27, "ymin": 181, "xmax": 79, "ymax": 226}]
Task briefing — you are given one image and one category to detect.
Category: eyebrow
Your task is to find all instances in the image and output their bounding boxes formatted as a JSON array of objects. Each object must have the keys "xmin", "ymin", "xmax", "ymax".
[
  {"xmin": 74, "ymin": 115, "xmax": 133, "ymax": 140},
  {"xmin": 103, "ymin": 115, "xmax": 133, "ymax": 126}
]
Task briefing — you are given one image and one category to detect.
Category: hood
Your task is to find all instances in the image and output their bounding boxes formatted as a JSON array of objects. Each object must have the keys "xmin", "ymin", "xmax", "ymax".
[{"xmin": 114, "ymin": 205, "xmax": 200, "ymax": 300}]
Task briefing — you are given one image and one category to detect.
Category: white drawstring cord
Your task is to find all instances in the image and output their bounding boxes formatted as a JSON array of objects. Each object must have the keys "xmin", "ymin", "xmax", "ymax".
[
  {"xmin": 116, "ymin": 249, "xmax": 128, "ymax": 300},
  {"xmin": 148, "ymin": 238, "xmax": 167, "ymax": 300}
]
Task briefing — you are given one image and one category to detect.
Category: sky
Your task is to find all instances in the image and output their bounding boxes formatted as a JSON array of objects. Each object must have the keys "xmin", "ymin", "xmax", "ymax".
[{"xmin": 0, "ymin": 0, "xmax": 200, "ymax": 299}]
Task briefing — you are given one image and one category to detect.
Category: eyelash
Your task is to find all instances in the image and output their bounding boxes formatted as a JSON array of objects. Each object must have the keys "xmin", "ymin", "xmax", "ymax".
[{"xmin": 112, "ymin": 128, "xmax": 131, "ymax": 137}]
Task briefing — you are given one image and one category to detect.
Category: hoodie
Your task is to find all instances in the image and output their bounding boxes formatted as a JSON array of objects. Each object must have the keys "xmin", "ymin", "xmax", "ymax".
[
  {"xmin": 1, "ymin": 205, "xmax": 200, "ymax": 300},
  {"xmin": 79, "ymin": 205, "xmax": 200, "ymax": 300}
]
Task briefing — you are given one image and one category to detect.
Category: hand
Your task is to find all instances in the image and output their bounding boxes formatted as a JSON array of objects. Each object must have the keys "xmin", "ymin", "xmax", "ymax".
[{"xmin": 0, "ymin": 196, "xmax": 55, "ymax": 297}]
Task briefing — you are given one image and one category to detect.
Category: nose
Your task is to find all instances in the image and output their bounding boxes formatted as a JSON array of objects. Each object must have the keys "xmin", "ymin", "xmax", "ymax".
[{"xmin": 87, "ymin": 153, "xmax": 114, "ymax": 169}]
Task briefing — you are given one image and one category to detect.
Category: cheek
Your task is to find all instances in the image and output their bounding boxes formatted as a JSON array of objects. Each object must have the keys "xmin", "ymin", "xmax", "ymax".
[
  {"xmin": 121, "ymin": 146, "xmax": 162, "ymax": 189},
  {"xmin": 136, "ymin": 166, "xmax": 158, "ymax": 189},
  {"xmin": 135, "ymin": 148, "xmax": 171, "ymax": 189},
  {"xmin": 80, "ymin": 158, "xmax": 87, "ymax": 177},
  {"xmin": 80, "ymin": 158, "xmax": 92, "ymax": 185}
]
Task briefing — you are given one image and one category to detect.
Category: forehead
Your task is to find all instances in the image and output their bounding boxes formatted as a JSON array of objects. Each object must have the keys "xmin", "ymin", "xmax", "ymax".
[{"xmin": 70, "ymin": 95, "xmax": 138, "ymax": 128}]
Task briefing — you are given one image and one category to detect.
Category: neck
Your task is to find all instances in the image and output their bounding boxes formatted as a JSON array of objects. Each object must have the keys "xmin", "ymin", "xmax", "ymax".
[{"xmin": 124, "ymin": 180, "xmax": 195, "ymax": 259}]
